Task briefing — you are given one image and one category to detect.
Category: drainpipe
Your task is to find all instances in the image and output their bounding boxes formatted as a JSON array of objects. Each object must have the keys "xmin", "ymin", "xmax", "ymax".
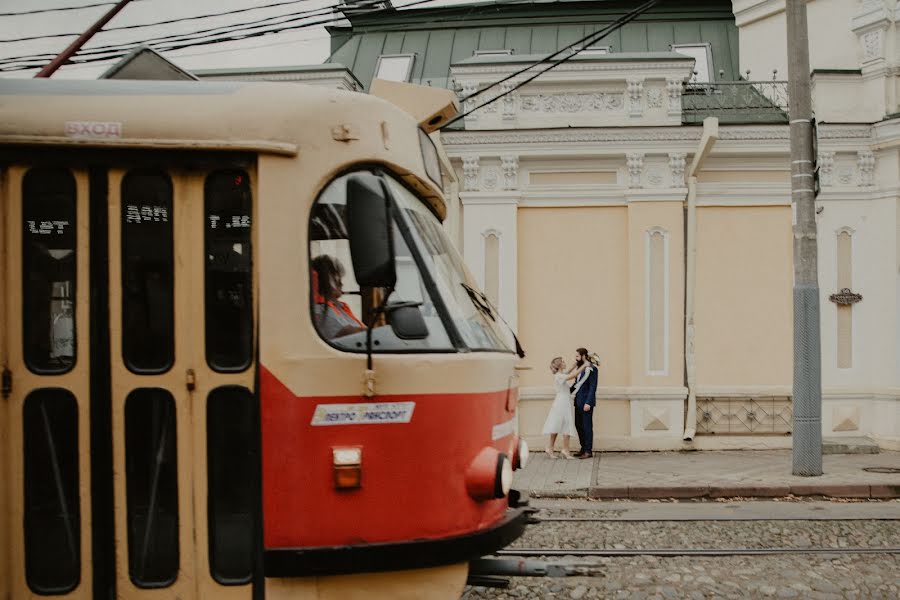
[{"xmin": 683, "ymin": 117, "xmax": 718, "ymax": 441}]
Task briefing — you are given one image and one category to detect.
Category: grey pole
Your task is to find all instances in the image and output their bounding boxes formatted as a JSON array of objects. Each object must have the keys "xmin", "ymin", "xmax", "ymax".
[{"xmin": 786, "ymin": 0, "xmax": 823, "ymax": 476}]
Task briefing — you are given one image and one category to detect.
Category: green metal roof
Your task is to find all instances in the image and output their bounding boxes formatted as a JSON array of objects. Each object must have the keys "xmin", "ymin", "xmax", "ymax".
[{"xmin": 325, "ymin": 0, "xmax": 740, "ymax": 91}]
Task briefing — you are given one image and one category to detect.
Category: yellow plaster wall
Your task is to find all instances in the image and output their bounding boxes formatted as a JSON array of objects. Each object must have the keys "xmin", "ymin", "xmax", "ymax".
[
  {"xmin": 694, "ymin": 206, "xmax": 793, "ymax": 386},
  {"xmin": 517, "ymin": 207, "xmax": 629, "ymax": 388}
]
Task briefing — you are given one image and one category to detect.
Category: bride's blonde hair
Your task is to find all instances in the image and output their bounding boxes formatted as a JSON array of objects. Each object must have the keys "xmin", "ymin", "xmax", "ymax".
[{"xmin": 549, "ymin": 356, "xmax": 563, "ymax": 373}]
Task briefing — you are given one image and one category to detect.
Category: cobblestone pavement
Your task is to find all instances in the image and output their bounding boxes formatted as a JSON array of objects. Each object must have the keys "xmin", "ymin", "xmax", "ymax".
[{"xmin": 463, "ymin": 500, "xmax": 900, "ymax": 599}]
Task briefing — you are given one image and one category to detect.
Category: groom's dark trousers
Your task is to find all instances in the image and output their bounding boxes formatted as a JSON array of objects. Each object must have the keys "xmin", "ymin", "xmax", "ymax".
[{"xmin": 573, "ymin": 365, "xmax": 599, "ymax": 454}]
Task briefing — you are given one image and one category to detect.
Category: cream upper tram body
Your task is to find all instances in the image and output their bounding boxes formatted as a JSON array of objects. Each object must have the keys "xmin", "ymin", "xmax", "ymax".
[{"xmin": 0, "ymin": 79, "xmax": 529, "ymax": 600}]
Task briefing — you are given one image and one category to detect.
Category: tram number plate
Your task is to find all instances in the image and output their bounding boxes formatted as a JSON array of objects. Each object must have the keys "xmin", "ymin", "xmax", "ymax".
[{"xmin": 311, "ymin": 402, "xmax": 415, "ymax": 426}]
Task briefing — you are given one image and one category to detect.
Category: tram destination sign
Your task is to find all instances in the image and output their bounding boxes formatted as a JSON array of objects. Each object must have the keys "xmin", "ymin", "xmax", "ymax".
[{"xmin": 311, "ymin": 402, "xmax": 415, "ymax": 426}]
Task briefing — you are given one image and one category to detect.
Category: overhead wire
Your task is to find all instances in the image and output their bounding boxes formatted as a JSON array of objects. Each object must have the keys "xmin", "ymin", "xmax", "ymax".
[
  {"xmin": 1, "ymin": 0, "xmax": 327, "ymax": 44},
  {"xmin": 0, "ymin": 1, "xmax": 123, "ymax": 17},
  {"xmin": 440, "ymin": 0, "xmax": 664, "ymax": 129},
  {"xmin": 0, "ymin": 0, "xmax": 441, "ymax": 72}
]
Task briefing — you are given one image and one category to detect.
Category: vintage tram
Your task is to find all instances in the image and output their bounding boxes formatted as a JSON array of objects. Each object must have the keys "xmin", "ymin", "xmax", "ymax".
[{"xmin": 0, "ymin": 78, "xmax": 529, "ymax": 600}]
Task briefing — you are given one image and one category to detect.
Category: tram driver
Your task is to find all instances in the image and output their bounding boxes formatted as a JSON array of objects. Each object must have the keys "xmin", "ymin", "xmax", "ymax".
[{"xmin": 311, "ymin": 254, "xmax": 366, "ymax": 339}]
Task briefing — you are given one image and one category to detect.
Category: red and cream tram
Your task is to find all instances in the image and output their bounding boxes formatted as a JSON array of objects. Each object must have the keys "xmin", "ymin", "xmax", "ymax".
[{"xmin": 0, "ymin": 78, "xmax": 528, "ymax": 600}]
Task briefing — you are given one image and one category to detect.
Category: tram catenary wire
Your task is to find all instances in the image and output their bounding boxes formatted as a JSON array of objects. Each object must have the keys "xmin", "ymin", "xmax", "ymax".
[
  {"xmin": 0, "ymin": 1, "xmax": 130, "ymax": 18},
  {"xmin": 496, "ymin": 547, "xmax": 900, "ymax": 557}
]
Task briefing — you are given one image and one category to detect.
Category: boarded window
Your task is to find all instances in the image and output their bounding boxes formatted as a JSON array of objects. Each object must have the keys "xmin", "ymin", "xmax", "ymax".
[
  {"xmin": 647, "ymin": 230, "xmax": 667, "ymax": 374},
  {"xmin": 23, "ymin": 389, "xmax": 80, "ymax": 594},
  {"xmin": 22, "ymin": 168, "xmax": 77, "ymax": 374},
  {"xmin": 207, "ymin": 387, "xmax": 258, "ymax": 584},
  {"xmin": 205, "ymin": 171, "xmax": 253, "ymax": 372},
  {"xmin": 125, "ymin": 389, "xmax": 179, "ymax": 587},
  {"xmin": 121, "ymin": 171, "xmax": 174, "ymax": 373}
]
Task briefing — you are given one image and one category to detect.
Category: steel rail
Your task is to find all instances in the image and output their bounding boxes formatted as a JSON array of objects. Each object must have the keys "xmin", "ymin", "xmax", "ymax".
[{"xmin": 497, "ymin": 547, "xmax": 900, "ymax": 557}]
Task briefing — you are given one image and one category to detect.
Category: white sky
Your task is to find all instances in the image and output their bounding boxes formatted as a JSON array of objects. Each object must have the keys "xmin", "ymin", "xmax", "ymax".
[{"xmin": 0, "ymin": 0, "xmax": 477, "ymax": 79}]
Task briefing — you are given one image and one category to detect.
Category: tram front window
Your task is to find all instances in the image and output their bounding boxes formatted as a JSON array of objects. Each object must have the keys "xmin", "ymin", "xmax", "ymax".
[
  {"xmin": 309, "ymin": 171, "xmax": 513, "ymax": 354},
  {"xmin": 310, "ymin": 172, "xmax": 453, "ymax": 352}
]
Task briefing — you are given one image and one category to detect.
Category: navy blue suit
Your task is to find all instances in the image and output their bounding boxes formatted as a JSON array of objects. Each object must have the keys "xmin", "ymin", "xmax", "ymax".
[{"xmin": 572, "ymin": 364, "xmax": 598, "ymax": 454}]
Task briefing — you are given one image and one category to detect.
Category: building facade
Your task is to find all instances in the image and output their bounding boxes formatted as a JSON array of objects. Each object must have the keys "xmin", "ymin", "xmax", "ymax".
[{"xmin": 320, "ymin": 0, "xmax": 899, "ymax": 451}]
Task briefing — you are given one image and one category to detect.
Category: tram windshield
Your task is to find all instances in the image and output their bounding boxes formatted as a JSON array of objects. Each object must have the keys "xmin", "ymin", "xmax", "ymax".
[{"xmin": 309, "ymin": 171, "xmax": 513, "ymax": 353}]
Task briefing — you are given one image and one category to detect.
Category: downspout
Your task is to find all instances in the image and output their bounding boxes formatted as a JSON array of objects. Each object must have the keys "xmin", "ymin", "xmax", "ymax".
[{"xmin": 683, "ymin": 117, "xmax": 719, "ymax": 441}]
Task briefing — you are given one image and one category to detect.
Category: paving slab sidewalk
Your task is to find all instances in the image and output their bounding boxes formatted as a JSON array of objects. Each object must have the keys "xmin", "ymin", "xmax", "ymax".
[{"xmin": 514, "ymin": 449, "xmax": 900, "ymax": 499}]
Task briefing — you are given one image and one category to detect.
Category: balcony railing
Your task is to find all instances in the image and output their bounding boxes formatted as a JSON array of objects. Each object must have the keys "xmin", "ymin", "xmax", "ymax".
[{"xmin": 681, "ymin": 80, "xmax": 789, "ymax": 124}]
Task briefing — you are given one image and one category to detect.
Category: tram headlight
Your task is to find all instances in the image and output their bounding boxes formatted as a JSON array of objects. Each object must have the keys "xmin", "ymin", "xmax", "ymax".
[
  {"xmin": 514, "ymin": 438, "xmax": 529, "ymax": 470},
  {"xmin": 465, "ymin": 447, "xmax": 514, "ymax": 500},
  {"xmin": 333, "ymin": 447, "xmax": 362, "ymax": 490}
]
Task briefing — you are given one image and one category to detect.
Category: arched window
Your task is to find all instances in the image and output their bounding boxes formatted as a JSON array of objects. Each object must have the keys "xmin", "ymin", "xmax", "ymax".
[
  {"xmin": 646, "ymin": 228, "xmax": 668, "ymax": 375},
  {"xmin": 483, "ymin": 231, "xmax": 500, "ymax": 309},
  {"xmin": 836, "ymin": 228, "xmax": 853, "ymax": 369}
]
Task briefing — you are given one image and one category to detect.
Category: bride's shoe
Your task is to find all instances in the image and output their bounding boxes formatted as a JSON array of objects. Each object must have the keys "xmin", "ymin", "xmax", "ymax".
[
  {"xmin": 560, "ymin": 450, "xmax": 574, "ymax": 459},
  {"xmin": 544, "ymin": 447, "xmax": 555, "ymax": 458}
]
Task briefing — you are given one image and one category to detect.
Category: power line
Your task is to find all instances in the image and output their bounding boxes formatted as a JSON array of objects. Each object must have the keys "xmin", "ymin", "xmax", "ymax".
[
  {"xmin": 0, "ymin": 0, "xmax": 324, "ymax": 44},
  {"xmin": 0, "ymin": 0, "xmax": 440, "ymax": 71},
  {"xmin": 0, "ymin": 1, "xmax": 123, "ymax": 17},
  {"xmin": 441, "ymin": 0, "xmax": 664, "ymax": 129}
]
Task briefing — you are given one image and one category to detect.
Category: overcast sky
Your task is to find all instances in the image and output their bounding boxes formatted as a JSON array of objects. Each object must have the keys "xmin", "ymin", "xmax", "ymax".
[{"xmin": 0, "ymin": 0, "xmax": 476, "ymax": 79}]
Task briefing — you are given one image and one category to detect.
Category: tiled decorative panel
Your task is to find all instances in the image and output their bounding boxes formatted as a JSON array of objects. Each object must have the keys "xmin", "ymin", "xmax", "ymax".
[{"xmin": 696, "ymin": 397, "xmax": 792, "ymax": 434}]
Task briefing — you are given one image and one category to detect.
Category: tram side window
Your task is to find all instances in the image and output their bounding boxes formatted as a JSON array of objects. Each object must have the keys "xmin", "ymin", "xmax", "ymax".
[
  {"xmin": 309, "ymin": 172, "xmax": 453, "ymax": 352},
  {"xmin": 205, "ymin": 170, "xmax": 253, "ymax": 372},
  {"xmin": 22, "ymin": 168, "xmax": 77, "ymax": 374},
  {"xmin": 23, "ymin": 389, "xmax": 80, "ymax": 594},
  {"xmin": 207, "ymin": 387, "xmax": 257, "ymax": 585},
  {"xmin": 125, "ymin": 389, "xmax": 179, "ymax": 588},
  {"xmin": 121, "ymin": 171, "xmax": 174, "ymax": 374}
]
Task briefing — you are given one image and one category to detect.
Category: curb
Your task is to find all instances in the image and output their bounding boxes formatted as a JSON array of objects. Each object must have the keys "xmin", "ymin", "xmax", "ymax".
[{"xmin": 583, "ymin": 483, "xmax": 900, "ymax": 500}]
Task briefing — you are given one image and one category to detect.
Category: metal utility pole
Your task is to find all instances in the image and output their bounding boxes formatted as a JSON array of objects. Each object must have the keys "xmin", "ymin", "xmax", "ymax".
[
  {"xmin": 786, "ymin": 0, "xmax": 823, "ymax": 476},
  {"xmin": 35, "ymin": 0, "xmax": 133, "ymax": 78}
]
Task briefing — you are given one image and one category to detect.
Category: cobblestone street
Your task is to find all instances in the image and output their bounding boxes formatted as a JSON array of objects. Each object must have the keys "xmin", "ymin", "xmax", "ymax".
[{"xmin": 464, "ymin": 499, "xmax": 900, "ymax": 599}]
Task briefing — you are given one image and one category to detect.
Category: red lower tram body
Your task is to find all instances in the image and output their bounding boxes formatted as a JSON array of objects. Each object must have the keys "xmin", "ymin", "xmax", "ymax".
[{"xmin": 259, "ymin": 366, "xmax": 529, "ymax": 576}]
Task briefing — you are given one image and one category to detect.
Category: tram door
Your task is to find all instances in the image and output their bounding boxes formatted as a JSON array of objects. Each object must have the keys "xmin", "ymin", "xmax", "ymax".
[{"xmin": 2, "ymin": 161, "xmax": 258, "ymax": 600}]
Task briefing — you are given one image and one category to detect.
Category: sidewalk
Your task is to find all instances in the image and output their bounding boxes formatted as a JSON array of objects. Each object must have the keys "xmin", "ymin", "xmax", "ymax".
[{"xmin": 514, "ymin": 449, "xmax": 900, "ymax": 499}]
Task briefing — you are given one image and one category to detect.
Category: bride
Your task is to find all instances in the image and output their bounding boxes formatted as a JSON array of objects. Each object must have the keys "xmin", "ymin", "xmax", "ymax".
[{"xmin": 541, "ymin": 356, "xmax": 587, "ymax": 459}]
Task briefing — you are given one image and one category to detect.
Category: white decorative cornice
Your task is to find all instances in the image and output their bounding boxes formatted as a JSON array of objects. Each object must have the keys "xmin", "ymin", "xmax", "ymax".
[
  {"xmin": 500, "ymin": 155, "xmax": 519, "ymax": 190},
  {"xmin": 461, "ymin": 154, "xmax": 480, "ymax": 191},
  {"xmin": 500, "ymin": 81, "xmax": 517, "ymax": 120},
  {"xmin": 817, "ymin": 151, "xmax": 835, "ymax": 187},
  {"xmin": 732, "ymin": 0, "xmax": 785, "ymax": 27},
  {"xmin": 666, "ymin": 77, "xmax": 684, "ymax": 116},
  {"xmin": 627, "ymin": 77, "xmax": 644, "ymax": 117},
  {"xmin": 627, "ymin": 152, "xmax": 645, "ymax": 188},
  {"xmin": 857, "ymin": 150, "xmax": 875, "ymax": 186},
  {"xmin": 458, "ymin": 192, "xmax": 521, "ymax": 206},
  {"xmin": 668, "ymin": 152, "xmax": 687, "ymax": 187},
  {"xmin": 852, "ymin": 0, "xmax": 896, "ymax": 33}
]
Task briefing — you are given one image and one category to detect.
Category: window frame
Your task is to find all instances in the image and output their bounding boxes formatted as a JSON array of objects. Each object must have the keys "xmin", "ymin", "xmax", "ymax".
[
  {"xmin": 671, "ymin": 43, "xmax": 714, "ymax": 84},
  {"xmin": 307, "ymin": 167, "xmax": 470, "ymax": 355},
  {"xmin": 373, "ymin": 54, "xmax": 415, "ymax": 83}
]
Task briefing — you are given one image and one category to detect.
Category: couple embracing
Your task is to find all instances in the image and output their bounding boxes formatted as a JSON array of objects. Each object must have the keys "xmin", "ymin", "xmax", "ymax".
[{"xmin": 542, "ymin": 348, "xmax": 599, "ymax": 459}]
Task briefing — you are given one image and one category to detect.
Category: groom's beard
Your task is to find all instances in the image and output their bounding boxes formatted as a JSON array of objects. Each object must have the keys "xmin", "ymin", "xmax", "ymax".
[{"xmin": 576, "ymin": 358, "xmax": 584, "ymax": 367}]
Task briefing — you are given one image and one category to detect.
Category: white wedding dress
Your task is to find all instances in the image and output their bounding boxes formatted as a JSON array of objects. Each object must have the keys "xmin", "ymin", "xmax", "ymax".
[{"xmin": 541, "ymin": 372, "xmax": 578, "ymax": 437}]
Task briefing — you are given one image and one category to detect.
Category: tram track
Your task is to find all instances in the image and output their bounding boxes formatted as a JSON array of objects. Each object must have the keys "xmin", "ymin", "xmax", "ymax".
[{"xmin": 496, "ymin": 546, "xmax": 900, "ymax": 558}]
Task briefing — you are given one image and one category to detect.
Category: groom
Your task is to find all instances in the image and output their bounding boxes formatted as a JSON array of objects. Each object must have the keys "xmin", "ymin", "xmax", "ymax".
[{"xmin": 571, "ymin": 347, "xmax": 598, "ymax": 459}]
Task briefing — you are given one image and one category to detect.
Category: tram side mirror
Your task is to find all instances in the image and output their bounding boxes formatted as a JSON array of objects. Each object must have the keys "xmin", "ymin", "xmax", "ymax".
[
  {"xmin": 346, "ymin": 174, "xmax": 397, "ymax": 289},
  {"xmin": 386, "ymin": 301, "xmax": 428, "ymax": 340}
]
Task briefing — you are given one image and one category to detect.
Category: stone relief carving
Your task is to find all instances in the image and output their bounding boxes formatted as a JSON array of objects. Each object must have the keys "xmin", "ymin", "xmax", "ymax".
[
  {"xmin": 627, "ymin": 77, "xmax": 644, "ymax": 117},
  {"xmin": 666, "ymin": 77, "xmax": 684, "ymax": 115},
  {"xmin": 459, "ymin": 82, "xmax": 480, "ymax": 122},
  {"xmin": 837, "ymin": 165, "xmax": 855, "ymax": 186},
  {"xmin": 862, "ymin": 29, "xmax": 884, "ymax": 61},
  {"xmin": 501, "ymin": 155, "xmax": 519, "ymax": 190},
  {"xmin": 647, "ymin": 87, "xmax": 664, "ymax": 110},
  {"xmin": 817, "ymin": 151, "xmax": 835, "ymax": 187},
  {"xmin": 500, "ymin": 81, "xmax": 517, "ymax": 119},
  {"xmin": 646, "ymin": 168, "xmax": 663, "ymax": 188},
  {"xmin": 482, "ymin": 167, "xmax": 499, "ymax": 191},
  {"xmin": 857, "ymin": 150, "xmax": 875, "ymax": 186},
  {"xmin": 668, "ymin": 153, "xmax": 687, "ymax": 187},
  {"xmin": 519, "ymin": 92, "xmax": 625, "ymax": 113},
  {"xmin": 627, "ymin": 153, "xmax": 645, "ymax": 188},
  {"xmin": 462, "ymin": 155, "xmax": 480, "ymax": 191}
]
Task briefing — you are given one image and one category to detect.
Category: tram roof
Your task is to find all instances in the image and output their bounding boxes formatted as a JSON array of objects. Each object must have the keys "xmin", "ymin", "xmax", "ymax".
[{"xmin": 0, "ymin": 78, "xmax": 382, "ymax": 156}]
